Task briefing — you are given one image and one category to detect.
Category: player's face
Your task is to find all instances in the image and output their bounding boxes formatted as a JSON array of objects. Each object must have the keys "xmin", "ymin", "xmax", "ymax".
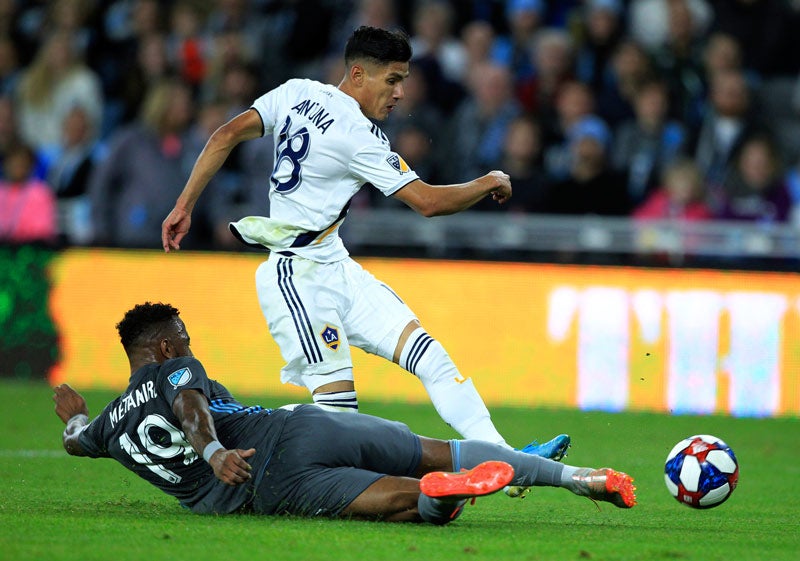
[
  {"xmin": 360, "ymin": 61, "xmax": 409, "ymax": 121},
  {"xmin": 167, "ymin": 318, "xmax": 193, "ymax": 358}
]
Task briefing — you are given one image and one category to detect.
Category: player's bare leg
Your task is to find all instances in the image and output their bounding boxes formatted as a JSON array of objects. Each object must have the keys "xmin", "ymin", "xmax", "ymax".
[{"xmin": 340, "ymin": 476, "xmax": 423, "ymax": 522}]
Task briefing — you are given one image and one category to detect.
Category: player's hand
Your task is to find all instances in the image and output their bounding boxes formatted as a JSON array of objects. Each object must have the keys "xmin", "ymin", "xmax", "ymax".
[
  {"xmin": 53, "ymin": 384, "xmax": 89, "ymax": 424},
  {"xmin": 486, "ymin": 170, "xmax": 512, "ymax": 204},
  {"xmin": 161, "ymin": 207, "xmax": 192, "ymax": 252},
  {"xmin": 209, "ymin": 447, "xmax": 256, "ymax": 486}
]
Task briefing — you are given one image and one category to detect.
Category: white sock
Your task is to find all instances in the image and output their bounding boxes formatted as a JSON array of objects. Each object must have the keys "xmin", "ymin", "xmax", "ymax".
[
  {"xmin": 312, "ymin": 390, "xmax": 358, "ymax": 412},
  {"xmin": 399, "ymin": 328, "xmax": 506, "ymax": 445}
]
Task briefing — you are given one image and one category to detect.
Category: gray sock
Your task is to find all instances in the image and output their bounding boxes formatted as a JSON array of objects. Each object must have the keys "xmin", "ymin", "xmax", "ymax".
[
  {"xmin": 450, "ymin": 439, "xmax": 566, "ymax": 488},
  {"xmin": 417, "ymin": 494, "xmax": 467, "ymax": 526}
]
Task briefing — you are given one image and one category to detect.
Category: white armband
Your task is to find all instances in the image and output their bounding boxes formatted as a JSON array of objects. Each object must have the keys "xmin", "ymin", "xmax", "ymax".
[{"xmin": 202, "ymin": 440, "xmax": 224, "ymax": 462}]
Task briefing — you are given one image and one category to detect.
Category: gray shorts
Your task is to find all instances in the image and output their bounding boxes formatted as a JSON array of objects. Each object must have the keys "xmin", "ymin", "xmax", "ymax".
[{"xmin": 250, "ymin": 405, "xmax": 422, "ymax": 516}]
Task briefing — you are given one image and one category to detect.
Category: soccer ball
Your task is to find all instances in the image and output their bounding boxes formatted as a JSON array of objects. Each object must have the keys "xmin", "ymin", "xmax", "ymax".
[{"xmin": 664, "ymin": 434, "xmax": 739, "ymax": 509}]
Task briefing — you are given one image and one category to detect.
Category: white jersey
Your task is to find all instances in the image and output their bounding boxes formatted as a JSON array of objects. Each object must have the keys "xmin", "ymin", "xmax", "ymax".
[{"xmin": 231, "ymin": 79, "xmax": 419, "ymax": 262}]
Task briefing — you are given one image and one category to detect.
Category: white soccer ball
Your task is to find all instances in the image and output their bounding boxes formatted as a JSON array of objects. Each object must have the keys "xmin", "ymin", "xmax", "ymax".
[{"xmin": 664, "ymin": 434, "xmax": 739, "ymax": 509}]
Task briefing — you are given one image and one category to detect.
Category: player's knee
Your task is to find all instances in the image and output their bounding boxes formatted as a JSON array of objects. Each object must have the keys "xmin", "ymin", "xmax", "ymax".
[{"xmin": 401, "ymin": 334, "xmax": 458, "ymax": 384}]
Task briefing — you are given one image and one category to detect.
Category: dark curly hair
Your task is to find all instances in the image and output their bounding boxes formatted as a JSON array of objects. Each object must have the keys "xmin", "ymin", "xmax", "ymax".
[
  {"xmin": 344, "ymin": 26, "xmax": 411, "ymax": 67},
  {"xmin": 116, "ymin": 302, "xmax": 180, "ymax": 350}
]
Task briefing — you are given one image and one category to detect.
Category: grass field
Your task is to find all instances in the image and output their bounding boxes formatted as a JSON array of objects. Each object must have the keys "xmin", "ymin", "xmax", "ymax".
[{"xmin": 1, "ymin": 379, "xmax": 798, "ymax": 561}]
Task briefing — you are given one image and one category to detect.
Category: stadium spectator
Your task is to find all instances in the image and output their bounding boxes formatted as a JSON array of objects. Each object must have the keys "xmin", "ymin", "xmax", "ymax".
[
  {"xmin": 272, "ymin": 0, "xmax": 338, "ymax": 85},
  {"xmin": 701, "ymin": 32, "xmax": 744, "ymax": 83},
  {"xmin": 717, "ymin": 134, "xmax": 792, "ymax": 223},
  {"xmin": 708, "ymin": 0, "xmax": 800, "ymax": 78},
  {"xmin": 442, "ymin": 61, "xmax": 522, "ymax": 183},
  {"xmin": 204, "ymin": 0, "xmax": 268, "ymax": 85},
  {"xmin": 116, "ymin": 32, "xmax": 173, "ymax": 126},
  {"xmin": 202, "ymin": 29, "xmax": 259, "ymax": 102},
  {"xmin": 633, "ymin": 158, "xmax": 712, "ymax": 220},
  {"xmin": 491, "ymin": 0, "xmax": 545, "ymax": 83},
  {"xmin": 333, "ymin": 0, "xmax": 403, "ymax": 55},
  {"xmin": 543, "ymin": 115, "xmax": 630, "ymax": 216},
  {"xmin": 0, "ymin": 143, "xmax": 57, "ymax": 244},
  {"xmin": 691, "ymin": 69, "xmax": 760, "ymax": 189},
  {"xmin": 409, "ymin": 0, "xmax": 466, "ymax": 84},
  {"xmin": 204, "ymin": 0, "xmax": 262, "ymax": 43},
  {"xmin": 45, "ymin": 0, "xmax": 97, "ymax": 59},
  {"xmin": 517, "ymin": 27, "xmax": 575, "ymax": 115},
  {"xmin": 574, "ymin": 0, "xmax": 625, "ymax": 95},
  {"xmin": 53, "ymin": 301, "xmax": 636, "ymax": 521},
  {"xmin": 649, "ymin": 0, "xmax": 706, "ymax": 129},
  {"xmin": 46, "ymin": 106, "xmax": 101, "ymax": 246},
  {"xmin": 473, "ymin": 114, "xmax": 549, "ymax": 213},
  {"xmin": 89, "ymin": 78, "xmax": 203, "ymax": 248},
  {"xmin": 593, "ymin": 39, "xmax": 654, "ymax": 127},
  {"xmin": 406, "ymin": 6, "xmax": 465, "ymax": 115},
  {"xmin": 167, "ymin": 1, "xmax": 209, "ymax": 91},
  {"xmin": 0, "ymin": 1, "xmax": 36, "ymax": 67},
  {"xmin": 14, "ymin": 31, "xmax": 103, "ymax": 154},
  {"xmin": 612, "ymin": 79, "xmax": 687, "ymax": 207},
  {"xmin": 0, "ymin": 95, "xmax": 20, "ymax": 170},
  {"xmin": 0, "ymin": 36, "xmax": 21, "ymax": 97},
  {"xmin": 89, "ymin": 0, "xmax": 168, "ymax": 134},
  {"xmin": 542, "ymin": 80, "xmax": 595, "ymax": 181},
  {"xmin": 161, "ymin": 27, "xmax": 571, "ymax": 474},
  {"xmin": 627, "ymin": 0, "xmax": 712, "ymax": 51},
  {"xmin": 459, "ymin": 19, "xmax": 495, "ymax": 77}
]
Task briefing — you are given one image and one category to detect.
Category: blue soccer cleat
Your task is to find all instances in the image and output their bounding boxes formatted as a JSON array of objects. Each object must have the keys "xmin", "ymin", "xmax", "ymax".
[
  {"xmin": 505, "ymin": 434, "xmax": 571, "ymax": 498},
  {"xmin": 519, "ymin": 433, "xmax": 571, "ymax": 461}
]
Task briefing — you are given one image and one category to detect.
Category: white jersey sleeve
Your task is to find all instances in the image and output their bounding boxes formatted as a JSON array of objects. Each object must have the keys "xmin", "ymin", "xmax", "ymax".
[{"xmin": 350, "ymin": 142, "xmax": 418, "ymax": 197}]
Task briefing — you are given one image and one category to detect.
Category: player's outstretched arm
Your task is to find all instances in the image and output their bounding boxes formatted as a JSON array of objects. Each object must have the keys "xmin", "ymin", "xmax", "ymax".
[
  {"xmin": 392, "ymin": 170, "xmax": 512, "ymax": 217},
  {"xmin": 162, "ymin": 108, "xmax": 264, "ymax": 252},
  {"xmin": 53, "ymin": 384, "xmax": 90, "ymax": 456},
  {"xmin": 172, "ymin": 389, "xmax": 255, "ymax": 486}
]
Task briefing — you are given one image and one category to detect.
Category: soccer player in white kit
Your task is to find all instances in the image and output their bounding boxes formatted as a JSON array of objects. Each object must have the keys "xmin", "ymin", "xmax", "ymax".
[{"xmin": 162, "ymin": 26, "xmax": 569, "ymax": 465}]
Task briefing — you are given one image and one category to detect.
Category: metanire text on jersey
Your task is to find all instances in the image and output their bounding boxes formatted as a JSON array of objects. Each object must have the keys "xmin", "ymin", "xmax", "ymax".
[{"xmin": 109, "ymin": 380, "xmax": 157, "ymax": 428}]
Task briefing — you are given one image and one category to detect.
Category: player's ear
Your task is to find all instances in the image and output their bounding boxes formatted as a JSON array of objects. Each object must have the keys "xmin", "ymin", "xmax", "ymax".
[
  {"xmin": 349, "ymin": 63, "xmax": 364, "ymax": 86},
  {"xmin": 159, "ymin": 338, "xmax": 174, "ymax": 360}
]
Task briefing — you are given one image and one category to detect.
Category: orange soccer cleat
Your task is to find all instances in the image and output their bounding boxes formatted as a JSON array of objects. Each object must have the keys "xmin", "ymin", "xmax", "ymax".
[{"xmin": 420, "ymin": 460, "xmax": 515, "ymax": 500}]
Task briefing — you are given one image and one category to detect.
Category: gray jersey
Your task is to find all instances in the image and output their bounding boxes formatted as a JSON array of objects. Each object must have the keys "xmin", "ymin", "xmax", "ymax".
[{"xmin": 78, "ymin": 356, "xmax": 290, "ymax": 514}]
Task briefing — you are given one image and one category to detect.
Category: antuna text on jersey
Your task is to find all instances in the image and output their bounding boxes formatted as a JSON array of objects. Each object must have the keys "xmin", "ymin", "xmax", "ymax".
[{"xmin": 291, "ymin": 99, "xmax": 335, "ymax": 134}]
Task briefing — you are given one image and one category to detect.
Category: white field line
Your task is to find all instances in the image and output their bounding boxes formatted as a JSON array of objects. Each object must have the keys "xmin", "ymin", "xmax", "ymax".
[{"xmin": 0, "ymin": 449, "xmax": 66, "ymax": 458}]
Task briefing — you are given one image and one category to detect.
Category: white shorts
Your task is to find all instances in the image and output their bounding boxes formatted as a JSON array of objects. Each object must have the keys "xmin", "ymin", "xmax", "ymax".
[{"xmin": 255, "ymin": 253, "xmax": 417, "ymax": 390}]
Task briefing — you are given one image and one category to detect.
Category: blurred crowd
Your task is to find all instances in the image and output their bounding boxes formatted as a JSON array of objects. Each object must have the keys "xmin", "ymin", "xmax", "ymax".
[{"xmin": 2, "ymin": 0, "xmax": 800, "ymax": 251}]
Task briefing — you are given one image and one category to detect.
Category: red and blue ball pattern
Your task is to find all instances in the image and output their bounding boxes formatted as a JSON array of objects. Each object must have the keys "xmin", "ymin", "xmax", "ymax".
[{"xmin": 664, "ymin": 434, "xmax": 739, "ymax": 509}]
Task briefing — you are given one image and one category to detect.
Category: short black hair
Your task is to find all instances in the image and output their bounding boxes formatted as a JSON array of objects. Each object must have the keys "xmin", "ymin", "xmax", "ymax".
[
  {"xmin": 116, "ymin": 302, "xmax": 180, "ymax": 350},
  {"xmin": 344, "ymin": 26, "xmax": 412, "ymax": 67}
]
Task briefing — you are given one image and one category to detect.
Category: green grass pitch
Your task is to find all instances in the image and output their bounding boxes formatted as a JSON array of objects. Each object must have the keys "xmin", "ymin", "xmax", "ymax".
[{"xmin": 1, "ymin": 379, "xmax": 798, "ymax": 561}]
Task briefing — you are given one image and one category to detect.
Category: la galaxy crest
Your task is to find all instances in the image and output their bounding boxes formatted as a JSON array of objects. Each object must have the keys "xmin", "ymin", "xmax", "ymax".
[
  {"xmin": 168, "ymin": 367, "xmax": 192, "ymax": 389},
  {"xmin": 386, "ymin": 153, "xmax": 410, "ymax": 174},
  {"xmin": 320, "ymin": 325, "xmax": 340, "ymax": 351}
]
